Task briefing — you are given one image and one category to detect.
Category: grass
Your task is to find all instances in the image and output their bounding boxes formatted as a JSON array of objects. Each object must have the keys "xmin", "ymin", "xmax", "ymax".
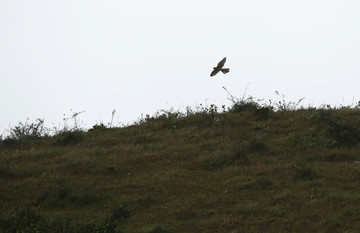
[{"xmin": 1, "ymin": 98, "xmax": 360, "ymax": 232}]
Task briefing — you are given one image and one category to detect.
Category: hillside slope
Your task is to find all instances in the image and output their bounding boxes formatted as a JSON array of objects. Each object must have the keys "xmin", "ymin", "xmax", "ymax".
[{"xmin": 1, "ymin": 104, "xmax": 360, "ymax": 233}]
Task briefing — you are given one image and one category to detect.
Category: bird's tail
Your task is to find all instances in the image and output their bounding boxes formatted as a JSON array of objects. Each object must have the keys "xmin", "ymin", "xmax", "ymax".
[{"xmin": 221, "ymin": 68, "xmax": 229, "ymax": 74}]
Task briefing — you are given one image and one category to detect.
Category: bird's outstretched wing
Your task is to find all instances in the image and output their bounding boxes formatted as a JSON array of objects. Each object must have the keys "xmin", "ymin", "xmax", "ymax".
[
  {"xmin": 210, "ymin": 69, "xmax": 220, "ymax": 77},
  {"xmin": 221, "ymin": 68, "xmax": 229, "ymax": 74},
  {"xmin": 210, "ymin": 57, "xmax": 228, "ymax": 77},
  {"xmin": 216, "ymin": 57, "xmax": 226, "ymax": 69}
]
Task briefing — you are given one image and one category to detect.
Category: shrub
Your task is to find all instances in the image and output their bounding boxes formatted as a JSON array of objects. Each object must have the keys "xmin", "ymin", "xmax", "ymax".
[
  {"xmin": 274, "ymin": 90, "xmax": 305, "ymax": 111},
  {"xmin": 204, "ymin": 152, "xmax": 237, "ymax": 170},
  {"xmin": 56, "ymin": 130, "xmax": 85, "ymax": 146},
  {"xmin": 230, "ymin": 97, "xmax": 261, "ymax": 113},
  {"xmin": 310, "ymin": 109, "xmax": 333, "ymax": 123},
  {"xmin": 2, "ymin": 118, "xmax": 50, "ymax": 148},
  {"xmin": 0, "ymin": 207, "xmax": 71, "ymax": 233},
  {"xmin": 248, "ymin": 137, "xmax": 269, "ymax": 153},
  {"xmin": 254, "ymin": 106, "xmax": 273, "ymax": 120},
  {"xmin": 201, "ymin": 149, "xmax": 249, "ymax": 170},
  {"xmin": 232, "ymin": 146, "xmax": 251, "ymax": 165},
  {"xmin": 38, "ymin": 182, "xmax": 103, "ymax": 208},
  {"xmin": 326, "ymin": 120, "xmax": 360, "ymax": 146},
  {"xmin": 150, "ymin": 109, "xmax": 184, "ymax": 129},
  {"xmin": 311, "ymin": 109, "xmax": 360, "ymax": 146},
  {"xmin": 190, "ymin": 104, "xmax": 221, "ymax": 128},
  {"xmin": 89, "ymin": 110, "xmax": 119, "ymax": 131},
  {"xmin": 58, "ymin": 110, "xmax": 85, "ymax": 132},
  {"xmin": 136, "ymin": 109, "xmax": 184, "ymax": 129},
  {"xmin": 109, "ymin": 203, "xmax": 131, "ymax": 221},
  {"xmin": 95, "ymin": 204, "xmax": 131, "ymax": 233},
  {"xmin": 6, "ymin": 118, "xmax": 49, "ymax": 140},
  {"xmin": 89, "ymin": 123, "xmax": 109, "ymax": 132},
  {"xmin": 0, "ymin": 207, "xmax": 41, "ymax": 232},
  {"xmin": 69, "ymin": 192, "xmax": 102, "ymax": 207},
  {"xmin": 38, "ymin": 184, "xmax": 71, "ymax": 208},
  {"xmin": 292, "ymin": 162, "xmax": 322, "ymax": 180}
]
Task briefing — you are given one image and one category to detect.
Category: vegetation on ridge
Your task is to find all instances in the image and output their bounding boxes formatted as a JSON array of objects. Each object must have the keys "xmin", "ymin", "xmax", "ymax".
[{"xmin": 1, "ymin": 92, "xmax": 360, "ymax": 232}]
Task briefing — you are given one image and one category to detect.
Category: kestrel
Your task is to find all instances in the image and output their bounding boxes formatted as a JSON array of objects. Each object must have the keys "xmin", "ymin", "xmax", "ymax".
[{"xmin": 210, "ymin": 57, "xmax": 230, "ymax": 77}]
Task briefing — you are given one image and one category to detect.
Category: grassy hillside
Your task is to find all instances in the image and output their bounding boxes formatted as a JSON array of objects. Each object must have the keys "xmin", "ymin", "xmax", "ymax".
[{"xmin": 1, "ymin": 99, "xmax": 360, "ymax": 233}]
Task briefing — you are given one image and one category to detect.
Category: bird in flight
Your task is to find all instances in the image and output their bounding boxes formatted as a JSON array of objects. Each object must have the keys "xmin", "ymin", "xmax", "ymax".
[{"xmin": 210, "ymin": 57, "xmax": 229, "ymax": 77}]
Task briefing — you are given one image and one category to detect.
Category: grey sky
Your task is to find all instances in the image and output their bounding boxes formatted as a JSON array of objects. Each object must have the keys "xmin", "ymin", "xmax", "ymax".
[{"xmin": 1, "ymin": 1, "xmax": 360, "ymax": 133}]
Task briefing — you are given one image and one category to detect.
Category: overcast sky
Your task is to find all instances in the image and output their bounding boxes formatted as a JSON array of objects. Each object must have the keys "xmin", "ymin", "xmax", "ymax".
[{"xmin": 1, "ymin": 0, "xmax": 360, "ymax": 134}]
